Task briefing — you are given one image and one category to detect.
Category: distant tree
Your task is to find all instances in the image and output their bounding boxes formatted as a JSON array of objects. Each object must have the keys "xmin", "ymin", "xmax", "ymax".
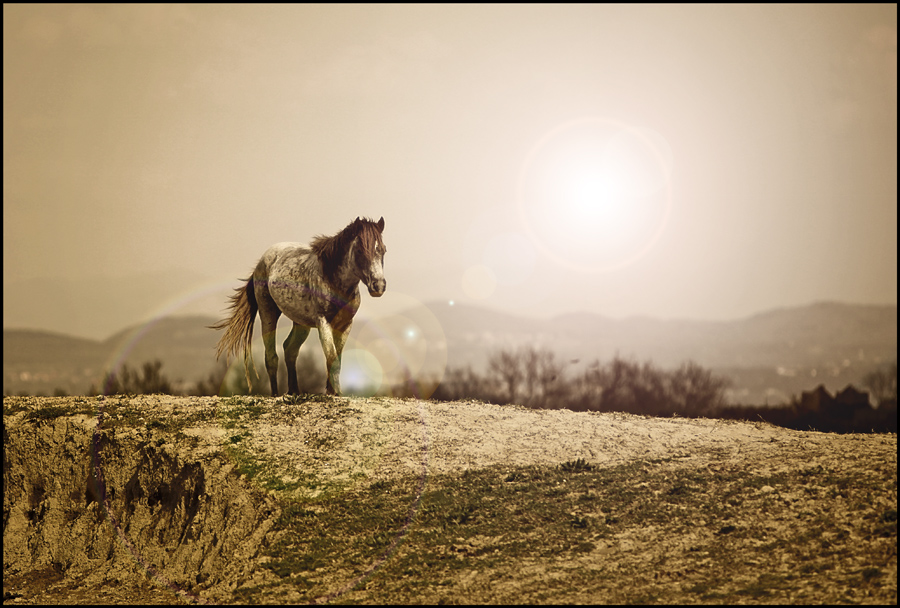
[
  {"xmin": 197, "ymin": 351, "xmax": 327, "ymax": 397},
  {"xmin": 91, "ymin": 359, "xmax": 174, "ymax": 395},
  {"xmin": 592, "ymin": 357, "xmax": 665, "ymax": 414},
  {"xmin": 862, "ymin": 361, "xmax": 897, "ymax": 406},
  {"xmin": 521, "ymin": 347, "xmax": 567, "ymax": 408},
  {"xmin": 294, "ymin": 351, "xmax": 327, "ymax": 394},
  {"xmin": 668, "ymin": 360, "xmax": 731, "ymax": 416},
  {"xmin": 432, "ymin": 365, "xmax": 492, "ymax": 402},
  {"xmin": 136, "ymin": 360, "xmax": 174, "ymax": 394},
  {"xmin": 488, "ymin": 349, "xmax": 524, "ymax": 404},
  {"xmin": 388, "ymin": 365, "xmax": 420, "ymax": 399},
  {"xmin": 223, "ymin": 361, "xmax": 276, "ymax": 396},
  {"xmin": 436, "ymin": 348, "xmax": 729, "ymax": 418},
  {"xmin": 573, "ymin": 356, "xmax": 728, "ymax": 417},
  {"xmin": 193, "ymin": 360, "xmax": 230, "ymax": 396},
  {"xmin": 570, "ymin": 360, "xmax": 605, "ymax": 411}
]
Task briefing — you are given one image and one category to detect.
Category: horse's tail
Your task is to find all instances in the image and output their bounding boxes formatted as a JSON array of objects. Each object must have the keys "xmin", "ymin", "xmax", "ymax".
[{"xmin": 209, "ymin": 277, "xmax": 258, "ymax": 391}]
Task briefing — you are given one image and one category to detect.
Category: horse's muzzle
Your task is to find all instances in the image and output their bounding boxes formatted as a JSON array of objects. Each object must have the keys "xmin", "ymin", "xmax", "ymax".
[{"xmin": 368, "ymin": 278, "xmax": 386, "ymax": 297}]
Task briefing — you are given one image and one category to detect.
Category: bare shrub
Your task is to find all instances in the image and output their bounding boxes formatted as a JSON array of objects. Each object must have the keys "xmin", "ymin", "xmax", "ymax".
[
  {"xmin": 862, "ymin": 361, "xmax": 897, "ymax": 407},
  {"xmin": 521, "ymin": 347, "xmax": 566, "ymax": 408},
  {"xmin": 192, "ymin": 360, "xmax": 231, "ymax": 396},
  {"xmin": 437, "ymin": 349, "xmax": 730, "ymax": 417},
  {"xmin": 195, "ymin": 351, "xmax": 327, "ymax": 396},
  {"xmin": 668, "ymin": 360, "xmax": 731, "ymax": 416},
  {"xmin": 473, "ymin": 346, "xmax": 571, "ymax": 407},
  {"xmin": 432, "ymin": 365, "xmax": 494, "ymax": 403},
  {"xmin": 488, "ymin": 349, "xmax": 524, "ymax": 404},
  {"xmin": 90, "ymin": 359, "xmax": 174, "ymax": 396}
]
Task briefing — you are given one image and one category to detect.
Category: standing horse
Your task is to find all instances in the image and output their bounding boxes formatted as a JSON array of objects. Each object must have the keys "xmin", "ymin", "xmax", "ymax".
[{"xmin": 210, "ymin": 216, "xmax": 386, "ymax": 396}]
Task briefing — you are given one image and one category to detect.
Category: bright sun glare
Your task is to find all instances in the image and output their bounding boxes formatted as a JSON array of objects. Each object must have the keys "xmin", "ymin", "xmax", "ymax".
[{"xmin": 518, "ymin": 117, "xmax": 673, "ymax": 273}]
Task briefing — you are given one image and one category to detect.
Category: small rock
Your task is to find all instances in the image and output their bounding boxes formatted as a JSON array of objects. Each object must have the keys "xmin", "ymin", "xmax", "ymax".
[{"xmin": 760, "ymin": 485, "xmax": 775, "ymax": 493}]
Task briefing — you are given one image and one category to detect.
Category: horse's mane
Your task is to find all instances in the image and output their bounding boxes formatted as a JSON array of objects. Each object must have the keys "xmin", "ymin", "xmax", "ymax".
[{"xmin": 310, "ymin": 217, "xmax": 384, "ymax": 285}]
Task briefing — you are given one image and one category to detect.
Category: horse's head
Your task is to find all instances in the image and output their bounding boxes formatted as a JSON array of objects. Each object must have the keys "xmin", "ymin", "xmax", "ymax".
[{"xmin": 352, "ymin": 216, "xmax": 387, "ymax": 297}]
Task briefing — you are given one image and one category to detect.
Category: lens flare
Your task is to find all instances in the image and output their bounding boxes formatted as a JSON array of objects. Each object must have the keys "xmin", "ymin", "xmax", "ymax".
[
  {"xmin": 91, "ymin": 281, "xmax": 439, "ymax": 602},
  {"xmin": 99, "ymin": 278, "xmax": 244, "ymax": 395},
  {"xmin": 346, "ymin": 290, "xmax": 448, "ymax": 399},
  {"xmin": 483, "ymin": 232, "xmax": 537, "ymax": 286},
  {"xmin": 461, "ymin": 264, "xmax": 497, "ymax": 299},
  {"xmin": 518, "ymin": 116, "xmax": 673, "ymax": 274},
  {"xmin": 340, "ymin": 348, "xmax": 384, "ymax": 396}
]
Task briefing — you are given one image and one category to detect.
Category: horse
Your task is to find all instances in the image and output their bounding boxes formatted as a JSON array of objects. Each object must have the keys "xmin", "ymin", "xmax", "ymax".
[{"xmin": 210, "ymin": 216, "xmax": 386, "ymax": 396}]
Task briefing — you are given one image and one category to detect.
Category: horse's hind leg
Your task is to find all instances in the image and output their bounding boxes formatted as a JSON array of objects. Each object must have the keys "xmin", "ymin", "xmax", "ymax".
[
  {"xmin": 254, "ymin": 278, "xmax": 282, "ymax": 396},
  {"xmin": 283, "ymin": 323, "xmax": 310, "ymax": 395}
]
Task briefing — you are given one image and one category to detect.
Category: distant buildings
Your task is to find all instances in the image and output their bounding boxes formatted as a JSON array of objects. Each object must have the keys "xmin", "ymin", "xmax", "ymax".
[
  {"xmin": 799, "ymin": 384, "xmax": 873, "ymax": 414},
  {"xmin": 794, "ymin": 384, "xmax": 892, "ymax": 432}
]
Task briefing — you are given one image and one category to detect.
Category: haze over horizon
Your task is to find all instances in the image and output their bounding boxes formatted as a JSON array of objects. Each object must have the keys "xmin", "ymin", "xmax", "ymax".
[{"xmin": 4, "ymin": 5, "xmax": 897, "ymax": 341}]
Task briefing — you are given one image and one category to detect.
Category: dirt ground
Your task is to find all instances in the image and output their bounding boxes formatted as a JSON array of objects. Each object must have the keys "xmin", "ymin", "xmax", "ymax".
[{"xmin": 3, "ymin": 395, "xmax": 897, "ymax": 604}]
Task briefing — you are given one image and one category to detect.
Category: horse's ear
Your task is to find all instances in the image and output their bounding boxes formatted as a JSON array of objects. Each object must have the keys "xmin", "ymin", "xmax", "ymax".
[{"xmin": 376, "ymin": 217, "xmax": 384, "ymax": 232}]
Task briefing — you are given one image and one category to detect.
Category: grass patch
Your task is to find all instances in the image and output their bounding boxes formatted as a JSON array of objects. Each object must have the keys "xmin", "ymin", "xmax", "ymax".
[
  {"xmin": 234, "ymin": 452, "xmax": 897, "ymax": 604},
  {"xmin": 15, "ymin": 402, "xmax": 95, "ymax": 421},
  {"xmin": 3, "ymin": 401, "xmax": 31, "ymax": 417},
  {"xmin": 220, "ymin": 398, "xmax": 266, "ymax": 429},
  {"xmin": 282, "ymin": 393, "xmax": 335, "ymax": 405},
  {"xmin": 24, "ymin": 405, "xmax": 76, "ymax": 421},
  {"xmin": 558, "ymin": 458, "xmax": 595, "ymax": 472},
  {"xmin": 223, "ymin": 443, "xmax": 325, "ymax": 495}
]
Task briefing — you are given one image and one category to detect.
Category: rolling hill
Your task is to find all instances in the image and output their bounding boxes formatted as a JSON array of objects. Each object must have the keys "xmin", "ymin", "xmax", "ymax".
[{"xmin": 3, "ymin": 302, "xmax": 896, "ymax": 404}]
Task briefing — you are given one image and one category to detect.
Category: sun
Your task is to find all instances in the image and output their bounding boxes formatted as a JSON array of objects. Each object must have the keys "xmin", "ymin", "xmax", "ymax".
[{"xmin": 517, "ymin": 117, "xmax": 673, "ymax": 273}]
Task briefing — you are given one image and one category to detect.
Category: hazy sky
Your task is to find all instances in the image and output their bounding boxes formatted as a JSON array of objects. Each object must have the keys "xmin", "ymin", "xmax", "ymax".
[{"xmin": 4, "ymin": 4, "xmax": 897, "ymax": 339}]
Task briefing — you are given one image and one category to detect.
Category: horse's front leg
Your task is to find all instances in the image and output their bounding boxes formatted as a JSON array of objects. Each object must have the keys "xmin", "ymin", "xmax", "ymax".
[
  {"xmin": 316, "ymin": 318, "xmax": 341, "ymax": 395},
  {"xmin": 332, "ymin": 322, "xmax": 351, "ymax": 391}
]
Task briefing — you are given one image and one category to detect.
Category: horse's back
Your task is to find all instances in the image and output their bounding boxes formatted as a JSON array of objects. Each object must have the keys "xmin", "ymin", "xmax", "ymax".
[
  {"xmin": 258, "ymin": 242, "xmax": 315, "ymax": 274},
  {"xmin": 257, "ymin": 242, "xmax": 328, "ymax": 326},
  {"xmin": 261, "ymin": 241, "xmax": 304, "ymax": 263}
]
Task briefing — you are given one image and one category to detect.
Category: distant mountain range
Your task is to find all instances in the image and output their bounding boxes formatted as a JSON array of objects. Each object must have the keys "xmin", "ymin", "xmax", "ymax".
[
  {"xmin": 4, "ymin": 302, "xmax": 896, "ymax": 405},
  {"xmin": 3, "ymin": 270, "xmax": 219, "ymax": 341}
]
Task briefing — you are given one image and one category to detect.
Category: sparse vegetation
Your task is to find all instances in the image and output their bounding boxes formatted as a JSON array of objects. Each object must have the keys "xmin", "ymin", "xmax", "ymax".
[
  {"xmin": 435, "ymin": 347, "xmax": 730, "ymax": 417},
  {"xmin": 89, "ymin": 359, "xmax": 173, "ymax": 396},
  {"xmin": 193, "ymin": 352, "xmax": 326, "ymax": 397},
  {"xmin": 434, "ymin": 347, "xmax": 895, "ymax": 433},
  {"xmin": 46, "ymin": 351, "xmax": 330, "ymax": 398},
  {"xmin": 24, "ymin": 404, "xmax": 90, "ymax": 421},
  {"xmin": 862, "ymin": 360, "xmax": 898, "ymax": 407},
  {"xmin": 240, "ymin": 451, "xmax": 896, "ymax": 604},
  {"xmin": 8, "ymin": 344, "xmax": 895, "ymax": 434}
]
